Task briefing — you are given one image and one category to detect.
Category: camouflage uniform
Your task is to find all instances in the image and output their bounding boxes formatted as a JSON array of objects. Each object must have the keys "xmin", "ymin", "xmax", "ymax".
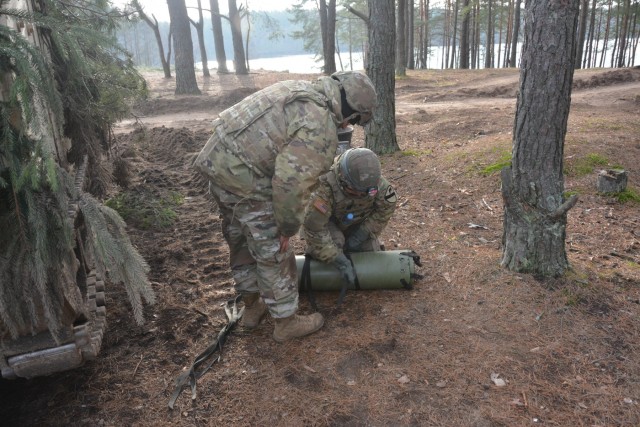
[
  {"xmin": 194, "ymin": 78, "xmax": 343, "ymax": 318},
  {"xmin": 302, "ymin": 159, "xmax": 398, "ymax": 263}
]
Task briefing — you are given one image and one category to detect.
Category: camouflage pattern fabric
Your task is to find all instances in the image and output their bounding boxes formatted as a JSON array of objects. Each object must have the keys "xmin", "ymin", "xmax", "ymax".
[
  {"xmin": 193, "ymin": 77, "xmax": 344, "ymax": 317},
  {"xmin": 209, "ymin": 182, "xmax": 299, "ymax": 318},
  {"xmin": 194, "ymin": 78, "xmax": 342, "ymax": 236},
  {"xmin": 302, "ymin": 161, "xmax": 398, "ymax": 263}
]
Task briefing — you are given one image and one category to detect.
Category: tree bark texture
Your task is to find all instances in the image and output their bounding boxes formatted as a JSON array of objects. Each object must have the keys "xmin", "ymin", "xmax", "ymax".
[
  {"xmin": 501, "ymin": 0, "xmax": 580, "ymax": 278},
  {"xmin": 365, "ymin": 0, "xmax": 399, "ymax": 154},
  {"xmin": 509, "ymin": 0, "xmax": 522, "ymax": 67},
  {"xmin": 228, "ymin": 0, "xmax": 247, "ymax": 74},
  {"xmin": 460, "ymin": 0, "xmax": 470, "ymax": 68},
  {"xmin": 319, "ymin": 0, "xmax": 337, "ymax": 74},
  {"xmin": 407, "ymin": 0, "xmax": 415, "ymax": 69},
  {"xmin": 396, "ymin": 0, "xmax": 407, "ymax": 76},
  {"xmin": 575, "ymin": 0, "xmax": 589, "ymax": 68},
  {"xmin": 193, "ymin": 0, "xmax": 210, "ymax": 77},
  {"xmin": 167, "ymin": 0, "xmax": 201, "ymax": 95},
  {"xmin": 485, "ymin": 0, "xmax": 493, "ymax": 68},
  {"xmin": 209, "ymin": 0, "xmax": 228, "ymax": 73},
  {"xmin": 449, "ymin": 0, "xmax": 459, "ymax": 68}
]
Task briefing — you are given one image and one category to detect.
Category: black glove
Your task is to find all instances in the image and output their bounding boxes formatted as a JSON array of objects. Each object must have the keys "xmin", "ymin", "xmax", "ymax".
[
  {"xmin": 332, "ymin": 253, "xmax": 356, "ymax": 286},
  {"xmin": 345, "ymin": 226, "xmax": 370, "ymax": 252}
]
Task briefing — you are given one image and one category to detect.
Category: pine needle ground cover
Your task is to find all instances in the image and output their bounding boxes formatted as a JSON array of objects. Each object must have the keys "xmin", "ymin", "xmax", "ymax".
[{"xmin": 1, "ymin": 67, "xmax": 639, "ymax": 426}]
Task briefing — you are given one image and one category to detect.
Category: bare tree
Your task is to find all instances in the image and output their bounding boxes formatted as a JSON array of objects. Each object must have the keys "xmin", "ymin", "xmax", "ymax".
[
  {"xmin": 509, "ymin": 0, "xmax": 522, "ymax": 67},
  {"xmin": 485, "ymin": 0, "xmax": 494, "ymax": 68},
  {"xmin": 209, "ymin": 0, "xmax": 229, "ymax": 73},
  {"xmin": 585, "ymin": 0, "xmax": 597, "ymax": 68},
  {"xmin": 449, "ymin": 0, "xmax": 459, "ymax": 68},
  {"xmin": 319, "ymin": 0, "xmax": 337, "ymax": 74},
  {"xmin": 616, "ymin": 0, "xmax": 632, "ymax": 67},
  {"xmin": 575, "ymin": 0, "xmax": 589, "ymax": 68},
  {"xmin": 396, "ymin": 0, "xmax": 407, "ymax": 76},
  {"xmin": 407, "ymin": 0, "xmax": 415, "ymax": 69},
  {"xmin": 417, "ymin": 0, "xmax": 430, "ymax": 69},
  {"xmin": 365, "ymin": 0, "xmax": 400, "ymax": 154},
  {"xmin": 460, "ymin": 0, "xmax": 470, "ymax": 68},
  {"xmin": 132, "ymin": 0, "xmax": 171, "ymax": 78},
  {"xmin": 190, "ymin": 0, "xmax": 210, "ymax": 77},
  {"xmin": 228, "ymin": 0, "xmax": 247, "ymax": 74},
  {"xmin": 501, "ymin": 0, "xmax": 580, "ymax": 278},
  {"xmin": 167, "ymin": 0, "xmax": 201, "ymax": 94},
  {"xmin": 599, "ymin": 0, "xmax": 612, "ymax": 67}
]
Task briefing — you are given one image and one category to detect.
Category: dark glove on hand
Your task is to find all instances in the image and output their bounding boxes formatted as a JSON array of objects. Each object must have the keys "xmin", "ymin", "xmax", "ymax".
[
  {"xmin": 332, "ymin": 253, "xmax": 356, "ymax": 285},
  {"xmin": 345, "ymin": 226, "xmax": 370, "ymax": 252}
]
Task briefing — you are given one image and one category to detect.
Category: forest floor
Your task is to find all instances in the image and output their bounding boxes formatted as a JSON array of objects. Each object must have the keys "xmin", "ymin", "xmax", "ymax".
[{"xmin": 1, "ymin": 66, "xmax": 640, "ymax": 426}]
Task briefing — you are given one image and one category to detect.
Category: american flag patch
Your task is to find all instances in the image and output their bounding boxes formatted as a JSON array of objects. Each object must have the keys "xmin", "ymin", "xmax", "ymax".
[{"xmin": 313, "ymin": 198, "xmax": 329, "ymax": 214}]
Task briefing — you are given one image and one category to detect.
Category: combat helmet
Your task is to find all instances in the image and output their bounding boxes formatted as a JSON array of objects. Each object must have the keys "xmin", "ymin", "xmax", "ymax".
[
  {"xmin": 337, "ymin": 148, "xmax": 381, "ymax": 198},
  {"xmin": 331, "ymin": 71, "xmax": 377, "ymax": 125}
]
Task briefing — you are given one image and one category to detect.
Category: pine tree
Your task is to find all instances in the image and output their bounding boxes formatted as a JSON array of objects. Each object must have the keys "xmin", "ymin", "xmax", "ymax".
[{"xmin": 1, "ymin": 0, "xmax": 154, "ymax": 343}]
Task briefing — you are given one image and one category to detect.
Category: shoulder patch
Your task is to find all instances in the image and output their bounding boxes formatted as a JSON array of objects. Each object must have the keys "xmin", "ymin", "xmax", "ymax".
[
  {"xmin": 312, "ymin": 197, "xmax": 330, "ymax": 215},
  {"xmin": 384, "ymin": 186, "xmax": 398, "ymax": 203}
]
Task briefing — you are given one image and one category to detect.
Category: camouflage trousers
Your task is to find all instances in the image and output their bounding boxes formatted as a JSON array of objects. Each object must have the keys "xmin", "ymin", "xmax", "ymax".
[
  {"xmin": 328, "ymin": 221, "xmax": 382, "ymax": 252},
  {"xmin": 208, "ymin": 182, "xmax": 299, "ymax": 318}
]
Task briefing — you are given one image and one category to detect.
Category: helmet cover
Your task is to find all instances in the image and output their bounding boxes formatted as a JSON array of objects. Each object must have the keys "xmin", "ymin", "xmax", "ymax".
[
  {"xmin": 331, "ymin": 71, "xmax": 377, "ymax": 121},
  {"xmin": 338, "ymin": 148, "xmax": 381, "ymax": 194}
]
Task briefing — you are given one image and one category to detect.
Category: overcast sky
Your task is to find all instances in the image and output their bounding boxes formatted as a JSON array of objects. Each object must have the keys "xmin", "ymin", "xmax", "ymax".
[{"xmin": 116, "ymin": 1, "xmax": 301, "ymax": 23}]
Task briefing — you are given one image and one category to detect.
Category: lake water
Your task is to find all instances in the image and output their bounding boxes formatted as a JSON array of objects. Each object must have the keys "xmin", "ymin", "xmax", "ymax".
[
  {"xmin": 197, "ymin": 42, "xmax": 638, "ymax": 74},
  {"xmin": 198, "ymin": 52, "xmax": 366, "ymax": 74}
]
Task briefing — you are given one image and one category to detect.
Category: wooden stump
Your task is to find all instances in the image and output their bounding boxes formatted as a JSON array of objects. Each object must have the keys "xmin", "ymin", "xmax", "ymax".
[{"xmin": 596, "ymin": 169, "xmax": 628, "ymax": 193}]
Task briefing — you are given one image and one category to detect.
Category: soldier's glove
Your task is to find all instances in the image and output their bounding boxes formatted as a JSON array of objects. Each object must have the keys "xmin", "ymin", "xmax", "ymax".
[
  {"xmin": 345, "ymin": 226, "xmax": 370, "ymax": 252},
  {"xmin": 332, "ymin": 253, "xmax": 356, "ymax": 286}
]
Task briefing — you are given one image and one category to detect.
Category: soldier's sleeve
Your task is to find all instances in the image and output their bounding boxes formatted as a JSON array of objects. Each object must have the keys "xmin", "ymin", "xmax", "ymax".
[
  {"xmin": 302, "ymin": 181, "xmax": 340, "ymax": 263},
  {"xmin": 362, "ymin": 176, "xmax": 398, "ymax": 235},
  {"xmin": 272, "ymin": 102, "xmax": 337, "ymax": 237}
]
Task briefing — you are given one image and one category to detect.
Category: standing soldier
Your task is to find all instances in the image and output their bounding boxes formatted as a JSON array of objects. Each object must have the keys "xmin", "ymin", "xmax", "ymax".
[
  {"xmin": 193, "ymin": 71, "xmax": 377, "ymax": 342},
  {"xmin": 301, "ymin": 148, "xmax": 398, "ymax": 288}
]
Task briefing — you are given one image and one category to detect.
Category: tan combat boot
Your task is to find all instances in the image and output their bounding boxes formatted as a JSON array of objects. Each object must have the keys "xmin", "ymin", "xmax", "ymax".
[
  {"xmin": 272, "ymin": 312, "xmax": 324, "ymax": 343},
  {"xmin": 242, "ymin": 293, "xmax": 267, "ymax": 329}
]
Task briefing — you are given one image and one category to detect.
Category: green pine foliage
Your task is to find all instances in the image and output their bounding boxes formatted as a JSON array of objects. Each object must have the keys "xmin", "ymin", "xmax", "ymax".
[{"xmin": 1, "ymin": 0, "xmax": 153, "ymax": 342}]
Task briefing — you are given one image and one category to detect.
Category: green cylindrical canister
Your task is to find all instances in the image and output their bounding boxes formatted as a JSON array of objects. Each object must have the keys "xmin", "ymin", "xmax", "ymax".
[{"xmin": 296, "ymin": 250, "xmax": 418, "ymax": 291}]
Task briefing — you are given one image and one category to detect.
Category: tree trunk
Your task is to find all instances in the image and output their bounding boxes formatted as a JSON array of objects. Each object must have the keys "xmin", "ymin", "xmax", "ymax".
[
  {"xmin": 585, "ymin": 0, "xmax": 597, "ymax": 68},
  {"xmin": 133, "ymin": 1, "xmax": 171, "ymax": 78},
  {"xmin": 327, "ymin": 0, "xmax": 337, "ymax": 74},
  {"xmin": 443, "ymin": 0, "xmax": 451, "ymax": 69},
  {"xmin": 449, "ymin": 0, "xmax": 459, "ymax": 68},
  {"xmin": 228, "ymin": 0, "xmax": 247, "ymax": 74},
  {"xmin": 485, "ymin": 0, "xmax": 493, "ymax": 68},
  {"xmin": 407, "ymin": 0, "xmax": 415, "ymax": 69},
  {"xmin": 319, "ymin": 0, "xmax": 337, "ymax": 74},
  {"xmin": 501, "ymin": 0, "xmax": 580, "ymax": 278},
  {"xmin": 460, "ymin": 0, "xmax": 470, "ymax": 68},
  {"xmin": 167, "ymin": 0, "xmax": 201, "ymax": 95},
  {"xmin": 418, "ymin": 0, "xmax": 429, "ymax": 69},
  {"xmin": 497, "ymin": 0, "xmax": 505, "ymax": 67},
  {"xmin": 616, "ymin": 0, "xmax": 631, "ymax": 67},
  {"xmin": 575, "ymin": 0, "xmax": 589, "ymax": 68},
  {"xmin": 396, "ymin": 0, "xmax": 407, "ymax": 76},
  {"xmin": 209, "ymin": 0, "xmax": 229, "ymax": 73},
  {"xmin": 600, "ymin": 0, "xmax": 612, "ymax": 67},
  {"xmin": 610, "ymin": 3, "xmax": 621, "ymax": 67},
  {"xmin": 504, "ymin": 0, "xmax": 513, "ymax": 67},
  {"xmin": 509, "ymin": 0, "xmax": 521, "ymax": 67},
  {"xmin": 366, "ymin": 0, "xmax": 400, "ymax": 154},
  {"xmin": 192, "ymin": 0, "xmax": 210, "ymax": 77}
]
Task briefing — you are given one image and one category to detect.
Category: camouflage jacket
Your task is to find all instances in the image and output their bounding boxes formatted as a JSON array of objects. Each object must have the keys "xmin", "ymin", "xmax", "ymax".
[
  {"xmin": 194, "ymin": 77, "xmax": 343, "ymax": 237},
  {"xmin": 302, "ymin": 163, "xmax": 398, "ymax": 263}
]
